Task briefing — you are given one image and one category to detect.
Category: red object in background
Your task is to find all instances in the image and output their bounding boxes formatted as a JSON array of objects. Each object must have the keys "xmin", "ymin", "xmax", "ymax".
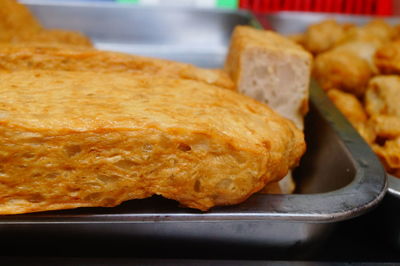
[{"xmin": 239, "ymin": 0, "xmax": 393, "ymax": 15}]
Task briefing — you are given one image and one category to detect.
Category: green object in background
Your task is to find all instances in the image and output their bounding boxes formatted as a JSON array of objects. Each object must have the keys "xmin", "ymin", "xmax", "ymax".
[
  {"xmin": 216, "ymin": 0, "xmax": 238, "ymax": 9},
  {"xmin": 115, "ymin": 0, "xmax": 238, "ymax": 9}
]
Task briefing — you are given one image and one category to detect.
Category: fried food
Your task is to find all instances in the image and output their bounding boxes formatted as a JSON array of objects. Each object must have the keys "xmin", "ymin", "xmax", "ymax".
[
  {"xmin": 0, "ymin": 44, "xmax": 234, "ymax": 90},
  {"xmin": 303, "ymin": 19, "xmax": 349, "ymax": 54},
  {"xmin": 313, "ymin": 49, "xmax": 371, "ymax": 96},
  {"xmin": 225, "ymin": 26, "xmax": 311, "ymax": 194},
  {"xmin": 337, "ymin": 19, "xmax": 395, "ymax": 46},
  {"xmin": 365, "ymin": 76, "xmax": 400, "ymax": 177},
  {"xmin": 365, "ymin": 75, "xmax": 400, "ymax": 139},
  {"xmin": 327, "ymin": 89, "xmax": 375, "ymax": 143},
  {"xmin": 373, "ymin": 137, "xmax": 400, "ymax": 176},
  {"xmin": 374, "ymin": 40, "xmax": 400, "ymax": 74},
  {"xmin": 10, "ymin": 29, "xmax": 92, "ymax": 47},
  {"xmin": 224, "ymin": 25, "xmax": 312, "ymax": 130},
  {"xmin": 0, "ymin": 70, "xmax": 305, "ymax": 214},
  {"xmin": 0, "ymin": 0, "xmax": 42, "ymax": 42},
  {"xmin": 0, "ymin": 0, "xmax": 91, "ymax": 47}
]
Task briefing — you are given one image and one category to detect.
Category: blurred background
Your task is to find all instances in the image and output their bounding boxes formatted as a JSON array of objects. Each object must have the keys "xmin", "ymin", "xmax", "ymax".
[{"xmin": 29, "ymin": 0, "xmax": 400, "ymax": 16}]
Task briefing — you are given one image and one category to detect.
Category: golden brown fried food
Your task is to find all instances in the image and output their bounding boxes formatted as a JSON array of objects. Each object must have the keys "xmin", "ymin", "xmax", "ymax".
[
  {"xmin": 303, "ymin": 19, "xmax": 349, "ymax": 54},
  {"xmin": 374, "ymin": 40, "xmax": 400, "ymax": 74},
  {"xmin": 365, "ymin": 76, "xmax": 400, "ymax": 118},
  {"xmin": 224, "ymin": 26, "xmax": 312, "ymax": 129},
  {"xmin": 0, "ymin": 44, "xmax": 234, "ymax": 90},
  {"xmin": 286, "ymin": 33, "xmax": 305, "ymax": 47},
  {"xmin": 0, "ymin": 70, "xmax": 305, "ymax": 214},
  {"xmin": 11, "ymin": 29, "xmax": 92, "ymax": 47},
  {"xmin": 372, "ymin": 137, "xmax": 400, "ymax": 177},
  {"xmin": 0, "ymin": 0, "xmax": 92, "ymax": 47},
  {"xmin": 0, "ymin": 0, "xmax": 42, "ymax": 42},
  {"xmin": 334, "ymin": 41, "xmax": 381, "ymax": 73},
  {"xmin": 327, "ymin": 89, "xmax": 375, "ymax": 143},
  {"xmin": 365, "ymin": 75, "xmax": 400, "ymax": 139},
  {"xmin": 337, "ymin": 19, "xmax": 395, "ymax": 46},
  {"xmin": 313, "ymin": 49, "xmax": 371, "ymax": 96}
]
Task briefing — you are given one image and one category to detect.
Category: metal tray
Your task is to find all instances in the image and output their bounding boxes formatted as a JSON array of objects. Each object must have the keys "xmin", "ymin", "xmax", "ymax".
[
  {"xmin": 260, "ymin": 11, "xmax": 400, "ymax": 250},
  {"xmin": 2, "ymin": 1, "xmax": 386, "ymax": 257}
]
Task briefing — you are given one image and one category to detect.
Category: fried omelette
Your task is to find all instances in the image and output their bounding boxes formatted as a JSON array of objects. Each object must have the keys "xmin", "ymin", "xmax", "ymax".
[
  {"xmin": 0, "ymin": 44, "xmax": 234, "ymax": 90},
  {"xmin": 0, "ymin": 70, "xmax": 305, "ymax": 214}
]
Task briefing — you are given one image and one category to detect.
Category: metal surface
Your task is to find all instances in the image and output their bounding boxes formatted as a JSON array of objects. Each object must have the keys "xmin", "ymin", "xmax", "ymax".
[
  {"xmin": 2, "ymin": 2, "xmax": 386, "ymax": 252},
  {"xmin": 260, "ymin": 11, "xmax": 400, "ymax": 200},
  {"xmin": 260, "ymin": 11, "xmax": 400, "ymax": 251},
  {"xmin": 259, "ymin": 11, "xmax": 400, "ymax": 34}
]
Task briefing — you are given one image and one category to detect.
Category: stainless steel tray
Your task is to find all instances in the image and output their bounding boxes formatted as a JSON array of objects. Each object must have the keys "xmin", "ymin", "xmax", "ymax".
[
  {"xmin": 260, "ymin": 11, "xmax": 400, "ymax": 250},
  {"xmin": 3, "ymin": 1, "xmax": 386, "ymax": 256}
]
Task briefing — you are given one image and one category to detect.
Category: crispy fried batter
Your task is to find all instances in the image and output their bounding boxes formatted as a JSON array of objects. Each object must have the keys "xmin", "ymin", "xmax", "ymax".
[
  {"xmin": 327, "ymin": 89, "xmax": 375, "ymax": 143},
  {"xmin": 10, "ymin": 29, "xmax": 92, "ymax": 47},
  {"xmin": 373, "ymin": 137, "xmax": 400, "ymax": 177},
  {"xmin": 0, "ymin": 70, "xmax": 305, "ymax": 214},
  {"xmin": 337, "ymin": 19, "xmax": 395, "ymax": 46},
  {"xmin": 313, "ymin": 49, "xmax": 371, "ymax": 96},
  {"xmin": 0, "ymin": 0, "xmax": 92, "ymax": 47},
  {"xmin": 365, "ymin": 76, "xmax": 400, "ymax": 178},
  {"xmin": 303, "ymin": 19, "xmax": 349, "ymax": 54},
  {"xmin": 365, "ymin": 75, "xmax": 400, "ymax": 139},
  {"xmin": 0, "ymin": 44, "xmax": 234, "ymax": 90},
  {"xmin": 365, "ymin": 76, "xmax": 400, "ymax": 120},
  {"xmin": 374, "ymin": 40, "xmax": 400, "ymax": 74},
  {"xmin": 0, "ymin": 0, "xmax": 42, "ymax": 42}
]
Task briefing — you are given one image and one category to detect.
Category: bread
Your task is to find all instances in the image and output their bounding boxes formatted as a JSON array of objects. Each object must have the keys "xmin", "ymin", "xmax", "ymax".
[
  {"xmin": 0, "ymin": 44, "xmax": 234, "ymax": 90},
  {"xmin": 224, "ymin": 26, "xmax": 311, "ymax": 194},
  {"xmin": 224, "ymin": 26, "xmax": 312, "ymax": 130},
  {"xmin": 0, "ymin": 70, "xmax": 305, "ymax": 214},
  {"xmin": 0, "ymin": 0, "xmax": 91, "ymax": 47}
]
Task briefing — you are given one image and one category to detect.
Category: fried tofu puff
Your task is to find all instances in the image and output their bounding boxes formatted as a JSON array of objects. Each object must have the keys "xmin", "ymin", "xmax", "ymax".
[
  {"xmin": 302, "ymin": 19, "xmax": 351, "ymax": 54},
  {"xmin": 327, "ymin": 89, "xmax": 375, "ymax": 143}
]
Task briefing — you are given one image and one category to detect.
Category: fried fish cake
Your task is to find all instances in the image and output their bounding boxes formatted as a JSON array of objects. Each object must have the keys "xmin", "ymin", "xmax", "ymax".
[
  {"xmin": 0, "ymin": 44, "xmax": 233, "ymax": 90},
  {"xmin": 0, "ymin": 0, "xmax": 42, "ymax": 42},
  {"xmin": 0, "ymin": 70, "xmax": 305, "ymax": 214},
  {"xmin": 0, "ymin": 0, "xmax": 91, "ymax": 47}
]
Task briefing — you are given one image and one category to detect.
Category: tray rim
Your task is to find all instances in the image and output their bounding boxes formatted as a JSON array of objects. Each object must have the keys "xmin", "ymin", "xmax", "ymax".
[
  {"xmin": 261, "ymin": 10, "xmax": 400, "ymax": 198},
  {"xmin": 0, "ymin": 3, "xmax": 387, "ymax": 224}
]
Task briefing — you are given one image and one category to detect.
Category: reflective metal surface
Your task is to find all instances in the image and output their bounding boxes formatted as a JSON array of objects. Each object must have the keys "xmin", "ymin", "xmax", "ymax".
[
  {"xmin": 260, "ymin": 11, "xmax": 400, "ymax": 251},
  {"xmin": 3, "ymin": 2, "xmax": 386, "ymax": 253}
]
